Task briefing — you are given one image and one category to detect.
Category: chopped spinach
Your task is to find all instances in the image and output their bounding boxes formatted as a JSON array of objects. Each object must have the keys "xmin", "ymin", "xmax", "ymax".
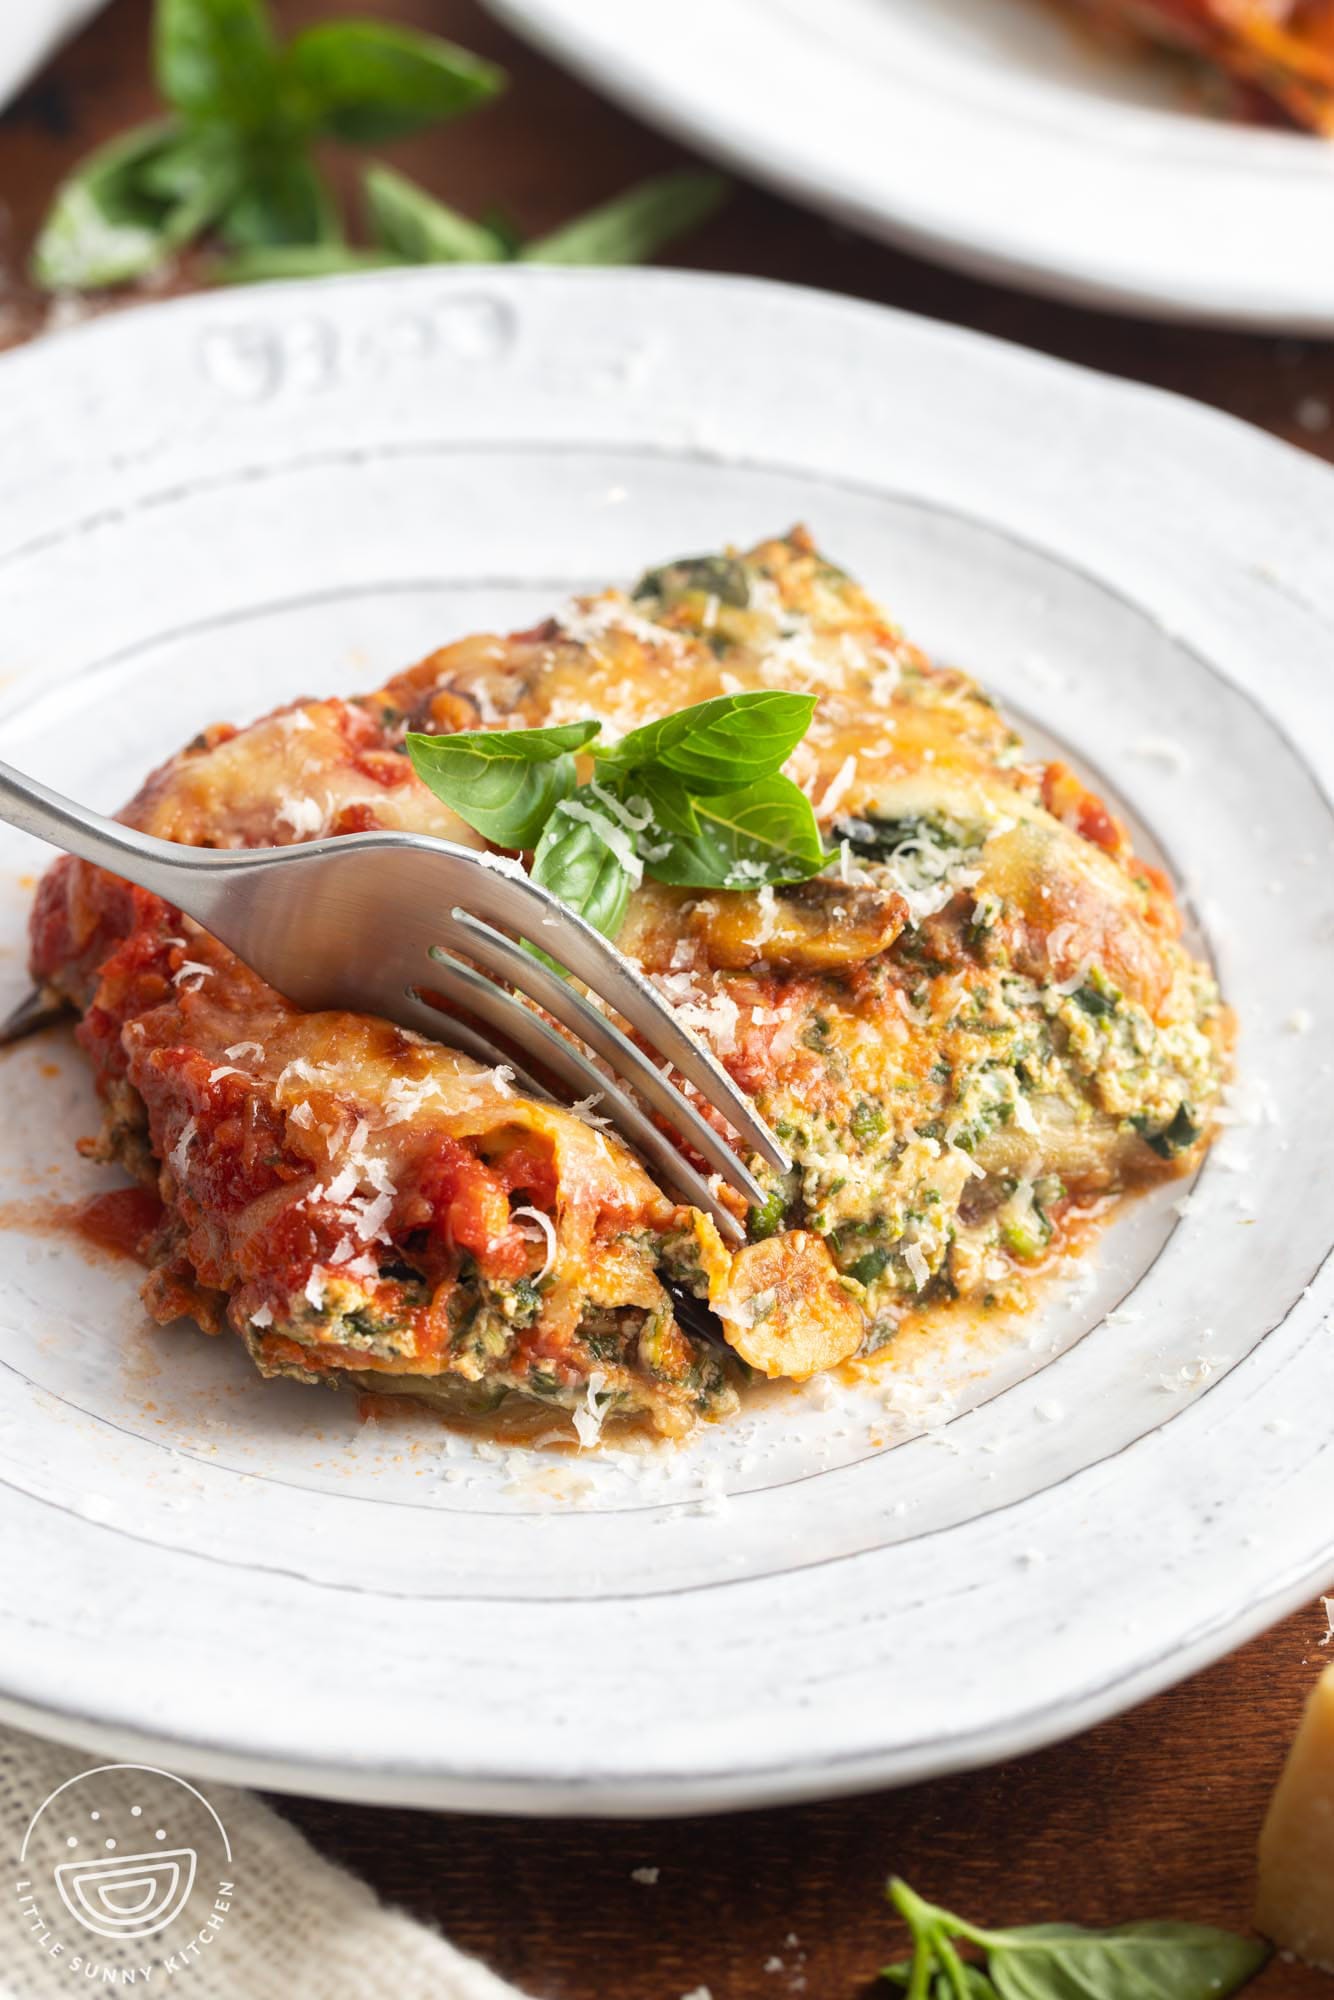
[
  {"xmin": 1073, "ymin": 982, "xmax": 1117, "ymax": 1018},
  {"xmin": 849, "ymin": 1245, "xmax": 893, "ymax": 1287},
  {"xmin": 851, "ymin": 1098, "xmax": 887, "ymax": 1143},
  {"xmin": 1134, "ymin": 1102, "xmax": 1201, "ymax": 1159},
  {"xmin": 748, "ymin": 1187, "xmax": 789, "ymax": 1240},
  {"xmin": 633, "ymin": 554, "xmax": 750, "ymax": 609},
  {"xmin": 832, "ymin": 810, "xmax": 978, "ymax": 864}
]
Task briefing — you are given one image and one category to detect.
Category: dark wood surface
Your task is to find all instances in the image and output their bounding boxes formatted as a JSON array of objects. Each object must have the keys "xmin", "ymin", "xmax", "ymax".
[{"xmin": 3, "ymin": 4, "xmax": 1333, "ymax": 1994}]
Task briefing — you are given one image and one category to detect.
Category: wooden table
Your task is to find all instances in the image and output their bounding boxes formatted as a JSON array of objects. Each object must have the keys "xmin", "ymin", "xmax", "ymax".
[{"xmin": 3, "ymin": 4, "xmax": 1332, "ymax": 1993}]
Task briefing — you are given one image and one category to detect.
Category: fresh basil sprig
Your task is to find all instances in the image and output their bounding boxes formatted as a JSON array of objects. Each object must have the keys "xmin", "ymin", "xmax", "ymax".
[
  {"xmin": 31, "ymin": 0, "xmax": 728, "ymax": 293},
  {"xmin": 883, "ymin": 1877, "xmax": 1269, "ymax": 2000},
  {"xmin": 32, "ymin": 0, "xmax": 501, "ymax": 290},
  {"xmin": 405, "ymin": 690, "xmax": 828, "ymax": 945},
  {"xmin": 222, "ymin": 163, "xmax": 730, "ymax": 285}
]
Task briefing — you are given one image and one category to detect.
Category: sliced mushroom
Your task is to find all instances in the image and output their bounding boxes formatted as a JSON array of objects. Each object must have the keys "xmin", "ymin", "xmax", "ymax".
[
  {"xmin": 687, "ymin": 878, "xmax": 908, "ymax": 971},
  {"xmin": 713, "ymin": 1230, "xmax": 865, "ymax": 1378}
]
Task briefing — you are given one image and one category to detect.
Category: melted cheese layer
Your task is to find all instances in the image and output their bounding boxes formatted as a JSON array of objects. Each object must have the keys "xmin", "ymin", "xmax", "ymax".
[{"xmin": 29, "ymin": 527, "xmax": 1227, "ymax": 1431}]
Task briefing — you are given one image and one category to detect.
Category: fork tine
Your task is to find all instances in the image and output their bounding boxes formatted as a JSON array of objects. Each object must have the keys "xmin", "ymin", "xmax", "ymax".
[
  {"xmin": 465, "ymin": 859, "xmax": 791, "ymax": 1174},
  {"xmin": 421, "ymin": 951, "xmax": 747, "ymax": 1244},
  {"xmin": 0, "ymin": 985, "xmax": 68, "ymax": 1045},
  {"xmin": 439, "ymin": 910, "xmax": 768, "ymax": 1206}
]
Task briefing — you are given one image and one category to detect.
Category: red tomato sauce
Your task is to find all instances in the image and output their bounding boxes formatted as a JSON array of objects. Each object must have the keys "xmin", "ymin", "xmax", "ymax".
[{"xmin": 71, "ymin": 1186, "xmax": 164, "ymax": 1261}]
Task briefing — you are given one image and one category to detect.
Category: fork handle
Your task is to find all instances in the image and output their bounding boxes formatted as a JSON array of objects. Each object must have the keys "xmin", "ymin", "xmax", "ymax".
[{"xmin": 0, "ymin": 757, "xmax": 203, "ymax": 908}]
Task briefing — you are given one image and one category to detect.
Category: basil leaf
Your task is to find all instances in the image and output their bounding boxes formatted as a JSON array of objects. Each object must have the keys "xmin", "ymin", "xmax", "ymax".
[
  {"xmin": 364, "ymin": 164, "xmax": 507, "ymax": 264},
  {"xmin": 135, "ymin": 126, "xmax": 241, "ymax": 202},
  {"xmin": 530, "ymin": 800, "xmax": 636, "ymax": 943},
  {"xmin": 406, "ymin": 723, "xmax": 599, "ymax": 849},
  {"xmin": 155, "ymin": 0, "xmax": 280, "ymax": 131},
  {"xmin": 219, "ymin": 154, "xmax": 339, "ymax": 247},
  {"xmin": 215, "ymin": 243, "xmax": 400, "ymax": 283},
  {"xmin": 283, "ymin": 22, "xmax": 504, "ymax": 144},
  {"xmin": 481, "ymin": 205, "xmax": 525, "ymax": 257},
  {"xmin": 603, "ymin": 690, "xmax": 817, "ymax": 793},
  {"xmin": 645, "ymin": 774, "xmax": 828, "ymax": 889},
  {"xmin": 410, "ymin": 722, "xmax": 602, "ymax": 765},
  {"xmin": 520, "ymin": 168, "xmax": 727, "ymax": 265},
  {"xmin": 985, "ymin": 1923, "xmax": 1268, "ymax": 2000},
  {"xmin": 30, "ymin": 119, "xmax": 237, "ymax": 289},
  {"xmin": 637, "ymin": 767, "xmax": 700, "ymax": 839}
]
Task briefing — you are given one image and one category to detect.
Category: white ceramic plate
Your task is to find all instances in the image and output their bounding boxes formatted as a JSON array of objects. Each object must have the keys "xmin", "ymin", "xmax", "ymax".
[
  {"xmin": 0, "ymin": 268, "xmax": 1331, "ymax": 1813},
  {"xmin": 487, "ymin": 0, "xmax": 1334, "ymax": 329}
]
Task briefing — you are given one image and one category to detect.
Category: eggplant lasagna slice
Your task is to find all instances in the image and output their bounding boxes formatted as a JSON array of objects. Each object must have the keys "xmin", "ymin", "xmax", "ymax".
[
  {"xmin": 1060, "ymin": 0, "xmax": 1334, "ymax": 132},
  {"xmin": 29, "ymin": 529, "xmax": 1227, "ymax": 1438}
]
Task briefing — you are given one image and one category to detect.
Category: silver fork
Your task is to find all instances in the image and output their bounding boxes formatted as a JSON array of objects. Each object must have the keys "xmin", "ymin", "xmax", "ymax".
[{"xmin": 0, "ymin": 760, "xmax": 789, "ymax": 1244}]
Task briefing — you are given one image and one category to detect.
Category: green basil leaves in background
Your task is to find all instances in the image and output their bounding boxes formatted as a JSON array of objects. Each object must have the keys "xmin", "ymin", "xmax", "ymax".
[
  {"xmin": 32, "ymin": 119, "xmax": 240, "ymax": 289},
  {"xmin": 358, "ymin": 161, "xmax": 729, "ymax": 273},
  {"xmin": 882, "ymin": 1877, "xmax": 1269, "ymax": 2000},
  {"xmin": 219, "ymin": 164, "xmax": 730, "ymax": 285},
  {"xmin": 281, "ymin": 19, "xmax": 501, "ymax": 143},
  {"xmin": 30, "ymin": 0, "xmax": 727, "ymax": 292},
  {"xmin": 406, "ymin": 690, "xmax": 829, "ymax": 950},
  {"xmin": 517, "ymin": 167, "xmax": 727, "ymax": 266},
  {"xmin": 363, "ymin": 162, "xmax": 507, "ymax": 266},
  {"xmin": 154, "ymin": 0, "xmax": 282, "ymax": 131}
]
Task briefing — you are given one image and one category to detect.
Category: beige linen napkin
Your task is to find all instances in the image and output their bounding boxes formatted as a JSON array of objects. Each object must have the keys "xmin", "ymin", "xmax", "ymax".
[{"xmin": 0, "ymin": 1721, "xmax": 531, "ymax": 1999}]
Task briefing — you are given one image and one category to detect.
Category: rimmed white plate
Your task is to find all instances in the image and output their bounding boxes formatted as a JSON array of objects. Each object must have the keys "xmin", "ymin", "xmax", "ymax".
[
  {"xmin": 0, "ymin": 268, "xmax": 1331, "ymax": 1812},
  {"xmin": 488, "ymin": 0, "xmax": 1334, "ymax": 329}
]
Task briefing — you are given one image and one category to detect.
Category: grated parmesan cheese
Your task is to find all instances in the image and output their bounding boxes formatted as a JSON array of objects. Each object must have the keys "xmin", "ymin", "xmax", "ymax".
[
  {"xmin": 815, "ymin": 755, "xmax": 858, "ymax": 822},
  {"xmin": 276, "ymin": 794, "xmax": 327, "ymax": 837},
  {"xmin": 588, "ymin": 780, "xmax": 652, "ymax": 834},
  {"xmin": 566, "ymin": 1092, "xmax": 613, "ymax": 1131},
  {"xmin": 169, "ymin": 1117, "xmax": 197, "ymax": 1180},
  {"xmin": 560, "ymin": 799, "xmax": 644, "ymax": 885},
  {"xmin": 572, "ymin": 1370, "xmax": 609, "ymax": 1450},
  {"xmin": 278, "ymin": 1058, "xmax": 321, "ymax": 1089},
  {"xmin": 557, "ymin": 593, "xmax": 685, "ymax": 658},
  {"xmin": 511, "ymin": 1205, "xmax": 558, "ymax": 1281},
  {"xmin": 903, "ymin": 1242, "xmax": 929, "ymax": 1291},
  {"xmin": 383, "ymin": 1074, "xmax": 440, "ymax": 1122}
]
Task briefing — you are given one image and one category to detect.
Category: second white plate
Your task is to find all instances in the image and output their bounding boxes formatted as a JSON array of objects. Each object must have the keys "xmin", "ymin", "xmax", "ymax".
[{"xmin": 489, "ymin": 0, "xmax": 1334, "ymax": 328}]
